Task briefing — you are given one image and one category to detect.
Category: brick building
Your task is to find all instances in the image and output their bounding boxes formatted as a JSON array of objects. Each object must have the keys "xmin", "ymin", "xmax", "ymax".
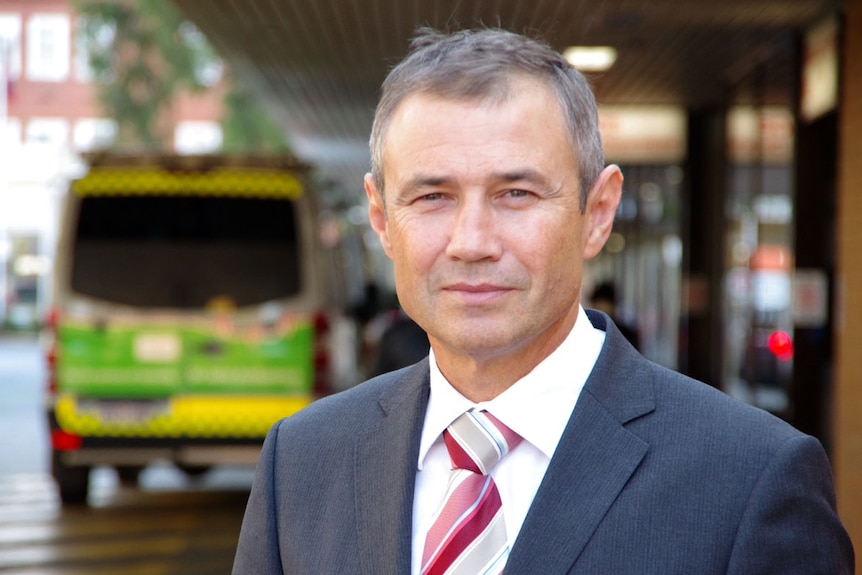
[{"xmin": 0, "ymin": 0, "xmax": 225, "ymax": 328}]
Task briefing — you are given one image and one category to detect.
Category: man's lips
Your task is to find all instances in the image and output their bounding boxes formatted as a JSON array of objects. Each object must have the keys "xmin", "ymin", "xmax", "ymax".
[
  {"xmin": 442, "ymin": 283, "xmax": 512, "ymax": 303},
  {"xmin": 445, "ymin": 282, "xmax": 507, "ymax": 292}
]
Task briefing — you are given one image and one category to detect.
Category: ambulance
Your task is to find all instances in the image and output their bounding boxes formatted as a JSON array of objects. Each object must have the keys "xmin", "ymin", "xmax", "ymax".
[{"xmin": 46, "ymin": 153, "xmax": 361, "ymax": 503}]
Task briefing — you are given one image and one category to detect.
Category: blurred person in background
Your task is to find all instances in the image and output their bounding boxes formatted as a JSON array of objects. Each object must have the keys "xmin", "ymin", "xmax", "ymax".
[
  {"xmin": 233, "ymin": 27, "xmax": 853, "ymax": 574},
  {"xmin": 589, "ymin": 280, "xmax": 640, "ymax": 349},
  {"xmin": 367, "ymin": 306, "xmax": 429, "ymax": 377}
]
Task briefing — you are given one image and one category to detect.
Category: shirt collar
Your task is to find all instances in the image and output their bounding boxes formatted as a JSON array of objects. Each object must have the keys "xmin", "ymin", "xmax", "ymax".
[{"xmin": 418, "ymin": 306, "xmax": 606, "ymax": 469}]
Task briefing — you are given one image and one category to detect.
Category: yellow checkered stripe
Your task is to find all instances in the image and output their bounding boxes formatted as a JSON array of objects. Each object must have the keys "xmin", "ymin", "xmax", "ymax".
[
  {"xmin": 54, "ymin": 394, "xmax": 312, "ymax": 438},
  {"xmin": 71, "ymin": 166, "xmax": 304, "ymax": 199}
]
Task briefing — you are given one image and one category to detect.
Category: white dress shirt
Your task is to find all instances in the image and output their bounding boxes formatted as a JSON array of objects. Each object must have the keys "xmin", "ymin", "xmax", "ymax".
[{"xmin": 411, "ymin": 306, "xmax": 606, "ymax": 574}]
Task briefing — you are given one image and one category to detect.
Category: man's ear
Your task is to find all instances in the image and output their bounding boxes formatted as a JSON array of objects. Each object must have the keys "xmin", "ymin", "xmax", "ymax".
[
  {"xmin": 583, "ymin": 165, "xmax": 623, "ymax": 259},
  {"xmin": 365, "ymin": 173, "xmax": 393, "ymax": 258}
]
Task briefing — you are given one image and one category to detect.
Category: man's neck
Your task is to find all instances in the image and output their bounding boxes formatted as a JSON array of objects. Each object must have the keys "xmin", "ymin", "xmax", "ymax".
[{"xmin": 429, "ymin": 321, "xmax": 575, "ymax": 402}]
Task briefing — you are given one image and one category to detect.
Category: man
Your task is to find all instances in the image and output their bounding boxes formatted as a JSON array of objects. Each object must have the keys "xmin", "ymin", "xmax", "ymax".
[{"xmin": 233, "ymin": 28, "xmax": 853, "ymax": 574}]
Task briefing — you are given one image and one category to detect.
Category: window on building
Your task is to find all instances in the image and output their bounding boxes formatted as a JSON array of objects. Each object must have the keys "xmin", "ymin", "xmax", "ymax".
[
  {"xmin": 26, "ymin": 14, "xmax": 70, "ymax": 82},
  {"xmin": 174, "ymin": 121, "xmax": 223, "ymax": 154},
  {"xmin": 26, "ymin": 117, "xmax": 69, "ymax": 146},
  {"xmin": 73, "ymin": 118, "xmax": 116, "ymax": 151},
  {"xmin": 0, "ymin": 13, "xmax": 23, "ymax": 80}
]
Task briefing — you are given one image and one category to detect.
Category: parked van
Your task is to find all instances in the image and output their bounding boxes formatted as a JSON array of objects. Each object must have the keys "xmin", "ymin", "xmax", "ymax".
[{"xmin": 46, "ymin": 153, "xmax": 362, "ymax": 503}]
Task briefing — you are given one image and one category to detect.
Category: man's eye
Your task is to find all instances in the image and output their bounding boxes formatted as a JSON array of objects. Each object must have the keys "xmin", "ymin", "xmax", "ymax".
[
  {"xmin": 507, "ymin": 189, "xmax": 531, "ymax": 198},
  {"xmin": 419, "ymin": 192, "xmax": 445, "ymax": 202}
]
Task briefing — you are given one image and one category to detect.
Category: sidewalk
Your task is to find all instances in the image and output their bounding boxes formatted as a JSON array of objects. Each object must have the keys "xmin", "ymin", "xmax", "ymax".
[{"xmin": 0, "ymin": 330, "xmax": 49, "ymax": 476}]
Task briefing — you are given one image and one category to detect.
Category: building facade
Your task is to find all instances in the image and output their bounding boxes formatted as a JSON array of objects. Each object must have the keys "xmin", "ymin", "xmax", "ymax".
[{"xmin": 0, "ymin": 0, "xmax": 225, "ymax": 329}]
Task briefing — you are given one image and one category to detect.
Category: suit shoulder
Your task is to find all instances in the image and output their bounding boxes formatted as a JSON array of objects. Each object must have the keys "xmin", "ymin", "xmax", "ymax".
[
  {"xmin": 646, "ymin": 360, "xmax": 806, "ymax": 448},
  {"xmin": 272, "ymin": 360, "xmax": 428, "ymax": 439},
  {"xmin": 587, "ymin": 328, "xmax": 804, "ymax": 449}
]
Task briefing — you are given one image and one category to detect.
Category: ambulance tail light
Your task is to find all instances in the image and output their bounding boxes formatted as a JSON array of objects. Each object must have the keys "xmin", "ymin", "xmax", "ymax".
[
  {"xmin": 51, "ymin": 428, "xmax": 83, "ymax": 451},
  {"xmin": 45, "ymin": 307, "xmax": 59, "ymax": 395}
]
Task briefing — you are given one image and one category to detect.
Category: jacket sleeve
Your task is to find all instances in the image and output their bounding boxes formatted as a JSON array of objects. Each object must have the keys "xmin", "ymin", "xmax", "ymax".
[
  {"xmin": 726, "ymin": 434, "xmax": 854, "ymax": 574},
  {"xmin": 232, "ymin": 420, "xmax": 285, "ymax": 575}
]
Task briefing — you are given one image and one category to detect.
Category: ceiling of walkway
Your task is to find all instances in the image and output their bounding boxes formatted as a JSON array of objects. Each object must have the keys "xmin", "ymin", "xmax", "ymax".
[{"xmin": 171, "ymin": 0, "xmax": 841, "ymax": 194}]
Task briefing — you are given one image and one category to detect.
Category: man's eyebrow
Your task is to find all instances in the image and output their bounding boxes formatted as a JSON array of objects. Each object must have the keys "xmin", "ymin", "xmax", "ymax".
[
  {"xmin": 494, "ymin": 169, "xmax": 554, "ymax": 187},
  {"xmin": 403, "ymin": 175, "xmax": 454, "ymax": 189},
  {"xmin": 401, "ymin": 169, "xmax": 555, "ymax": 190}
]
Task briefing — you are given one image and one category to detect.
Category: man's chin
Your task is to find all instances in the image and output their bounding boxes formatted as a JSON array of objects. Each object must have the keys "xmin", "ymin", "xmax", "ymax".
[{"xmin": 432, "ymin": 327, "xmax": 518, "ymax": 358}]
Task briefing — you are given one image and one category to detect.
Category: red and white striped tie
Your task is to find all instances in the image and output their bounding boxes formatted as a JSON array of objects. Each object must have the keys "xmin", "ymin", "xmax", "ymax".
[{"xmin": 421, "ymin": 409, "xmax": 522, "ymax": 575}]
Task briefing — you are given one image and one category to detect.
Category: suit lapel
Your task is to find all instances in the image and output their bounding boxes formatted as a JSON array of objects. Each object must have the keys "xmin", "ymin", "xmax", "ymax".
[
  {"xmin": 355, "ymin": 361, "xmax": 430, "ymax": 575},
  {"xmin": 506, "ymin": 314, "xmax": 655, "ymax": 574},
  {"xmin": 349, "ymin": 314, "xmax": 653, "ymax": 574}
]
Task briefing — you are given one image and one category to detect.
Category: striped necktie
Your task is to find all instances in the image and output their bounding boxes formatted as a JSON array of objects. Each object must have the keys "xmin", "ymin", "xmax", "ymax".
[{"xmin": 421, "ymin": 409, "xmax": 522, "ymax": 575}]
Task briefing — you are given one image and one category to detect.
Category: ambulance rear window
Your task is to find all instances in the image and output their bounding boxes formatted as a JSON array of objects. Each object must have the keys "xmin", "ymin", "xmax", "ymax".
[{"xmin": 70, "ymin": 195, "xmax": 302, "ymax": 308}]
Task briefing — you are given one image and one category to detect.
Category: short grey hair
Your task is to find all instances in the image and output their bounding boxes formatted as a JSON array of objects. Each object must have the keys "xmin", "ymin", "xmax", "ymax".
[{"xmin": 368, "ymin": 27, "xmax": 605, "ymax": 211}]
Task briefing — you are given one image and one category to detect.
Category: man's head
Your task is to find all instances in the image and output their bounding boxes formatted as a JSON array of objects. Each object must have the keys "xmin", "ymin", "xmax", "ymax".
[
  {"xmin": 364, "ymin": 28, "xmax": 622, "ymax": 398},
  {"xmin": 369, "ymin": 27, "xmax": 604, "ymax": 212}
]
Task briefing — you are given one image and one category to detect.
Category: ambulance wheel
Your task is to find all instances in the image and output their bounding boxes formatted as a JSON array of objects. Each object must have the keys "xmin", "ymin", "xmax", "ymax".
[
  {"xmin": 178, "ymin": 464, "xmax": 211, "ymax": 479},
  {"xmin": 116, "ymin": 465, "xmax": 143, "ymax": 485},
  {"xmin": 52, "ymin": 452, "xmax": 90, "ymax": 505}
]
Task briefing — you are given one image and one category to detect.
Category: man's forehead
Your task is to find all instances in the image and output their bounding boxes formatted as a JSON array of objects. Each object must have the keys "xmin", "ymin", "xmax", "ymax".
[
  {"xmin": 393, "ymin": 73, "xmax": 545, "ymax": 111},
  {"xmin": 387, "ymin": 80, "xmax": 559, "ymax": 138}
]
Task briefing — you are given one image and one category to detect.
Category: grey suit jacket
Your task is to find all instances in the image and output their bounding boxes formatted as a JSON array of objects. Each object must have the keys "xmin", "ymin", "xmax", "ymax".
[{"xmin": 232, "ymin": 311, "xmax": 854, "ymax": 574}]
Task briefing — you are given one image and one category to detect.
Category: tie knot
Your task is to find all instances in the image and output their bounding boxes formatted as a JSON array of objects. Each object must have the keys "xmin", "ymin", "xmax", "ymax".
[{"xmin": 443, "ymin": 410, "xmax": 522, "ymax": 475}]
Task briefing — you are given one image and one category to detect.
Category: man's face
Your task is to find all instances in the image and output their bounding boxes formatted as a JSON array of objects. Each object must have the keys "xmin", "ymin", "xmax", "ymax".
[{"xmin": 365, "ymin": 77, "xmax": 620, "ymax": 366}]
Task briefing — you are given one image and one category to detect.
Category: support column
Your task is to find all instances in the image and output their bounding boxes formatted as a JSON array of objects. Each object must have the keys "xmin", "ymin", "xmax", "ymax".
[
  {"xmin": 835, "ymin": 0, "xmax": 862, "ymax": 564},
  {"xmin": 792, "ymin": 108, "xmax": 836, "ymax": 449},
  {"xmin": 681, "ymin": 109, "xmax": 727, "ymax": 388}
]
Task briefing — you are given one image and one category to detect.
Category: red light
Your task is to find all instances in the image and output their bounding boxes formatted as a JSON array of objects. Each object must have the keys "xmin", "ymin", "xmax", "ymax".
[
  {"xmin": 45, "ymin": 307, "xmax": 59, "ymax": 329},
  {"xmin": 767, "ymin": 331, "xmax": 794, "ymax": 361},
  {"xmin": 45, "ymin": 344, "xmax": 58, "ymax": 394},
  {"xmin": 51, "ymin": 429, "xmax": 83, "ymax": 451},
  {"xmin": 313, "ymin": 311, "xmax": 331, "ymax": 396},
  {"xmin": 313, "ymin": 311, "xmax": 330, "ymax": 334},
  {"xmin": 45, "ymin": 307, "xmax": 59, "ymax": 394}
]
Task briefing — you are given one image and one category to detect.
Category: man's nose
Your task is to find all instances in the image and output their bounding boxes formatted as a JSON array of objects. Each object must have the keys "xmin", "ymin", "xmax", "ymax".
[{"xmin": 445, "ymin": 197, "xmax": 502, "ymax": 262}]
